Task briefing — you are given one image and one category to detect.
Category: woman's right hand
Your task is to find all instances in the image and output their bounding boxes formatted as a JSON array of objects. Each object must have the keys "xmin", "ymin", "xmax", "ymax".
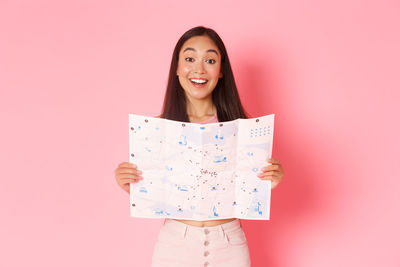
[{"xmin": 114, "ymin": 162, "xmax": 143, "ymax": 193}]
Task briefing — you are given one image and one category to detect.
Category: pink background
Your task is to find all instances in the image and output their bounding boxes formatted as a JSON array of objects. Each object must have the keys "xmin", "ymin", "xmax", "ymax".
[{"xmin": 1, "ymin": 0, "xmax": 399, "ymax": 266}]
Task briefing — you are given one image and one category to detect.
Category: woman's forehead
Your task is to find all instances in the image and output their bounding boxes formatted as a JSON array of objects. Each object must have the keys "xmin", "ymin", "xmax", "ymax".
[{"xmin": 181, "ymin": 35, "xmax": 220, "ymax": 54}]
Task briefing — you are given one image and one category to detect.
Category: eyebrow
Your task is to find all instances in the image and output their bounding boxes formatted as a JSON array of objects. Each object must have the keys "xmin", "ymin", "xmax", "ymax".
[{"xmin": 183, "ymin": 47, "xmax": 219, "ymax": 56}]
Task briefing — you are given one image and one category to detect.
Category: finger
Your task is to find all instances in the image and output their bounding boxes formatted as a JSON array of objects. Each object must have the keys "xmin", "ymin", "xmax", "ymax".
[
  {"xmin": 267, "ymin": 158, "xmax": 280, "ymax": 164},
  {"xmin": 257, "ymin": 171, "xmax": 278, "ymax": 178},
  {"xmin": 119, "ymin": 174, "xmax": 143, "ymax": 180},
  {"xmin": 116, "ymin": 168, "xmax": 142, "ymax": 175},
  {"xmin": 129, "ymin": 178, "xmax": 143, "ymax": 184},
  {"xmin": 128, "ymin": 178, "xmax": 142, "ymax": 183},
  {"xmin": 115, "ymin": 166, "xmax": 138, "ymax": 175},
  {"xmin": 259, "ymin": 173, "xmax": 281, "ymax": 181},
  {"xmin": 118, "ymin": 162, "xmax": 137, "ymax": 168},
  {"xmin": 119, "ymin": 177, "xmax": 142, "ymax": 185},
  {"xmin": 260, "ymin": 175, "xmax": 274, "ymax": 181},
  {"xmin": 261, "ymin": 165, "xmax": 279, "ymax": 172}
]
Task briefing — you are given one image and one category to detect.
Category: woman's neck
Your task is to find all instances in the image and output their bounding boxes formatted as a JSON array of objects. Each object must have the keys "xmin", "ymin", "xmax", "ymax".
[{"xmin": 186, "ymin": 97, "xmax": 216, "ymax": 122}]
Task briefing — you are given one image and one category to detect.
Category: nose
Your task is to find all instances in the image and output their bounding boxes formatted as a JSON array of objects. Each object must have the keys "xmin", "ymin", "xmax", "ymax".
[{"xmin": 193, "ymin": 60, "xmax": 206, "ymax": 74}]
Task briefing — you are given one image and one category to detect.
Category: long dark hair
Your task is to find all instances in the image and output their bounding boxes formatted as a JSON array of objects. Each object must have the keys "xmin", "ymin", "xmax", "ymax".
[{"xmin": 160, "ymin": 26, "xmax": 247, "ymax": 122}]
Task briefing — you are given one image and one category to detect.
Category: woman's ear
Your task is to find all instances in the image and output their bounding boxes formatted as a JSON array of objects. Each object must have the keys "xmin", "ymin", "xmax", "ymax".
[{"xmin": 219, "ymin": 71, "xmax": 223, "ymax": 78}]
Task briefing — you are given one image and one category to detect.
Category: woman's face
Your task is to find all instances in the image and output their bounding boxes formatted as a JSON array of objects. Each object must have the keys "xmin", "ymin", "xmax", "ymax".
[{"xmin": 176, "ymin": 35, "xmax": 223, "ymax": 102}]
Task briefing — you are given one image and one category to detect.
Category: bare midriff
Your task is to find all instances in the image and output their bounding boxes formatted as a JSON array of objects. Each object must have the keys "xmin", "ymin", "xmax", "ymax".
[{"xmin": 174, "ymin": 218, "xmax": 236, "ymax": 227}]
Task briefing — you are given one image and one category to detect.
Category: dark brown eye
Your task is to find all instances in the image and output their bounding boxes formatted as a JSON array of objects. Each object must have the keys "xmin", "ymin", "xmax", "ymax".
[
  {"xmin": 185, "ymin": 57, "xmax": 194, "ymax": 62},
  {"xmin": 206, "ymin": 59, "xmax": 216, "ymax": 64}
]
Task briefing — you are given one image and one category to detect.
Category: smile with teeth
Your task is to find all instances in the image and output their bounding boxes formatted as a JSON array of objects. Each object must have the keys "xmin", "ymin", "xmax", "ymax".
[{"xmin": 190, "ymin": 78, "xmax": 208, "ymax": 85}]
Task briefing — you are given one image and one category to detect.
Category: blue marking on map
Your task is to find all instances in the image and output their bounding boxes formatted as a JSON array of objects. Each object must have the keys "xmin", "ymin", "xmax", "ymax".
[
  {"xmin": 215, "ymin": 134, "xmax": 224, "ymax": 140},
  {"xmin": 247, "ymin": 152, "xmax": 254, "ymax": 156},
  {"xmin": 210, "ymin": 186, "xmax": 217, "ymax": 191},
  {"xmin": 252, "ymin": 167, "xmax": 259, "ymax": 172},
  {"xmin": 177, "ymin": 185, "xmax": 188, "ymax": 191},
  {"xmin": 213, "ymin": 155, "xmax": 227, "ymax": 163},
  {"xmin": 200, "ymin": 126, "xmax": 205, "ymax": 130},
  {"xmin": 139, "ymin": 187, "xmax": 147, "ymax": 193},
  {"xmin": 165, "ymin": 165, "xmax": 173, "ymax": 171},
  {"xmin": 145, "ymin": 147, "xmax": 151, "ymax": 152},
  {"xmin": 213, "ymin": 206, "xmax": 219, "ymax": 217},
  {"xmin": 153, "ymin": 209, "xmax": 170, "ymax": 216},
  {"xmin": 178, "ymin": 135, "xmax": 187, "ymax": 146},
  {"xmin": 256, "ymin": 202, "xmax": 262, "ymax": 215},
  {"xmin": 201, "ymin": 123, "xmax": 236, "ymax": 144}
]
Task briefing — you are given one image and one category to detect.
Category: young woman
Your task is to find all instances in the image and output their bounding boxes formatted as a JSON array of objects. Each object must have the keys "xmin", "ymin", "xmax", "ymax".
[{"xmin": 115, "ymin": 26, "xmax": 284, "ymax": 267}]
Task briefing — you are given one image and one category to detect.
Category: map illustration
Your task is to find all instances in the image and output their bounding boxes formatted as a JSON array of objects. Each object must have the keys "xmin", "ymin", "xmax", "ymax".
[{"xmin": 129, "ymin": 114, "xmax": 274, "ymax": 221}]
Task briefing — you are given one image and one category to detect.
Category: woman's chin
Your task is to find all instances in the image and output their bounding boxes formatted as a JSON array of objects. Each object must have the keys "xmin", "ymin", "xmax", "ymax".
[
  {"xmin": 184, "ymin": 88, "xmax": 213, "ymax": 101},
  {"xmin": 187, "ymin": 92, "xmax": 213, "ymax": 101}
]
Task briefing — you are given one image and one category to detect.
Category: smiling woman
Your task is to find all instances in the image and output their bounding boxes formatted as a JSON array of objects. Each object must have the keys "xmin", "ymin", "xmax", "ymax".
[
  {"xmin": 160, "ymin": 26, "xmax": 248, "ymax": 123},
  {"xmin": 114, "ymin": 26, "xmax": 285, "ymax": 267},
  {"xmin": 176, "ymin": 35, "xmax": 224, "ymax": 121}
]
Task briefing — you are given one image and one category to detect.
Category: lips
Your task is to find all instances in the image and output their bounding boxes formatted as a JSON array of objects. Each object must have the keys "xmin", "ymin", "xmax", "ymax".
[{"xmin": 190, "ymin": 78, "xmax": 208, "ymax": 88}]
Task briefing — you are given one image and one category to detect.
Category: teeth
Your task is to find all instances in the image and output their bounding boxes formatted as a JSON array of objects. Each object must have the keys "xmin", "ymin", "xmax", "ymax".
[{"xmin": 190, "ymin": 79, "xmax": 207, "ymax": 84}]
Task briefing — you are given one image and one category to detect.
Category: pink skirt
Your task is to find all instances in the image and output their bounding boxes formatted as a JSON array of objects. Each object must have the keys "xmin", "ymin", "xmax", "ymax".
[{"xmin": 151, "ymin": 219, "xmax": 251, "ymax": 267}]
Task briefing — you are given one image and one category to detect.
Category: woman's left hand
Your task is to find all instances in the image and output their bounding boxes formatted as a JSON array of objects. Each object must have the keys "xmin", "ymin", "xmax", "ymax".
[{"xmin": 257, "ymin": 158, "xmax": 284, "ymax": 189}]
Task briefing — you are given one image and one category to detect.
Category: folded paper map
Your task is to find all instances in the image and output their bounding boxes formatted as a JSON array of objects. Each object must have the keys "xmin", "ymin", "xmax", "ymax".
[{"xmin": 129, "ymin": 114, "xmax": 274, "ymax": 221}]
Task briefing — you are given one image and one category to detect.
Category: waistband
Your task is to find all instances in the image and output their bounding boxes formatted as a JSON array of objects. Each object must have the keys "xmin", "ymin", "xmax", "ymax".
[{"xmin": 163, "ymin": 219, "xmax": 242, "ymax": 239}]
